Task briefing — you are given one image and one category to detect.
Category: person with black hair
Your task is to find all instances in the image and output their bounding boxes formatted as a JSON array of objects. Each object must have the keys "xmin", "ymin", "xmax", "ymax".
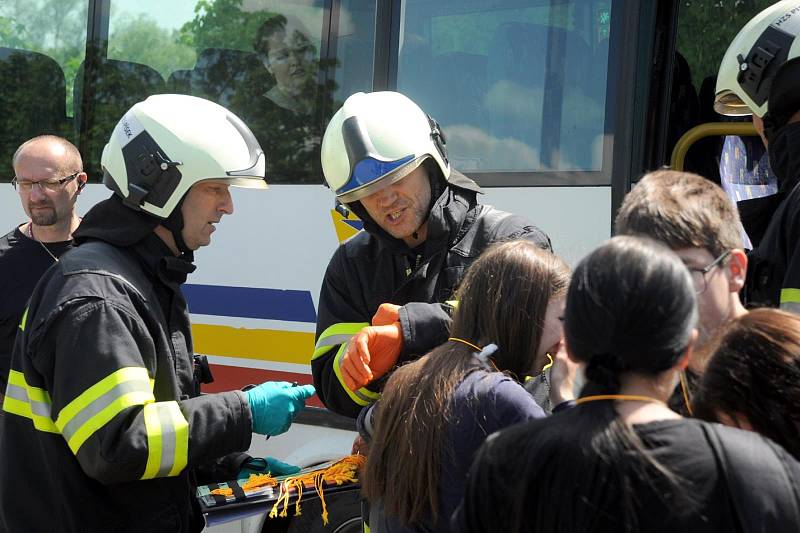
[
  {"xmin": 695, "ymin": 308, "xmax": 800, "ymax": 461},
  {"xmin": 454, "ymin": 236, "xmax": 800, "ymax": 533},
  {"xmin": 311, "ymin": 91, "xmax": 551, "ymax": 418}
]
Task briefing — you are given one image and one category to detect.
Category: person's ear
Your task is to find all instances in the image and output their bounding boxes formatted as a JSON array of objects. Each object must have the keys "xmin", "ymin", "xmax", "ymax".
[
  {"xmin": 76, "ymin": 172, "xmax": 88, "ymax": 193},
  {"xmin": 726, "ymin": 249, "xmax": 748, "ymax": 292}
]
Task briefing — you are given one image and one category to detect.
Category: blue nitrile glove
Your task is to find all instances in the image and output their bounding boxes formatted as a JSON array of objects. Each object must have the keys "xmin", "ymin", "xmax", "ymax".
[
  {"xmin": 237, "ymin": 457, "xmax": 301, "ymax": 479},
  {"xmin": 244, "ymin": 381, "xmax": 316, "ymax": 436}
]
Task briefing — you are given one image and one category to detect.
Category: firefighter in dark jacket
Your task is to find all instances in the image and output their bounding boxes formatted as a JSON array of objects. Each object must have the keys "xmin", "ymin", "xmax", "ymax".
[
  {"xmin": 311, "ymin": 91, "xmax": 551, "ymax": 418},
  {"xmin": 714, "ymin": 1, "xmax": 800, "ymax": 312},
  {"xmin": 0, "ymin": 95, "xmax": 315, "ymax": 533}
]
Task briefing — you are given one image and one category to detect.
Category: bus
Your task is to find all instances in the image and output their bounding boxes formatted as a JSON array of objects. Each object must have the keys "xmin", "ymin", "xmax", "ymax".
[{"xmin": 0, "ymin": 0, "xmax": 777, "ymax": 531}]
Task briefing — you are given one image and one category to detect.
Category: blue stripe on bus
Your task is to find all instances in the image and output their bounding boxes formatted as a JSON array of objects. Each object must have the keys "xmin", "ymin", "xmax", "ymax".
[
  {"xmin": 182, "ymin": 284, "xmax": 317, "ymax": 323},
  {"xmin": 344, "ymin": 219, "xmax": 364, "ymax": 231}
]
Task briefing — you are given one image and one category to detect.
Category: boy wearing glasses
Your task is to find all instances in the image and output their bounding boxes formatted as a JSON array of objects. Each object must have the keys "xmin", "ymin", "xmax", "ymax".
[
  {"xmin": 0, "ymin": 135, "xmax": 87, "ymax": 396},
  {"xmin": 614, "ymin": 169, "xmax": 748, "ymax": 414}
]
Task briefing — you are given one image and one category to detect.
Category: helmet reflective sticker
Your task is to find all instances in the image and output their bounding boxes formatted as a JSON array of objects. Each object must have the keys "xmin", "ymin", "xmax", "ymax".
[{"xmin": 115, "ymin": 110, "xmax": 145, "ymax": 147}]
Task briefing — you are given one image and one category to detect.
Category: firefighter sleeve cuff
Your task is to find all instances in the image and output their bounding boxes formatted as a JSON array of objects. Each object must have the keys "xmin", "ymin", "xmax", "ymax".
[
  {"xmin": 231, "ymin": 390, "xmax": 254, "ymax": 450},
  {"xmin": 398, "ymin": 302, "xmax": 451, "ymax": 362}
]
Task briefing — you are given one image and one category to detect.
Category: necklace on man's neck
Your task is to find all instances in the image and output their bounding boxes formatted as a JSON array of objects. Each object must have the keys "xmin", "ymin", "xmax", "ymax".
[{"xmin": 27, "ymin": 222, "xmax": 60, "ymax": 263}]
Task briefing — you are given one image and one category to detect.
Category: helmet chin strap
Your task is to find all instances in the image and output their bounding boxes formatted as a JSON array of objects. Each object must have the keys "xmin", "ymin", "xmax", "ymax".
[
  {"xmin": 162, "ymin": 196, "xmax": 192, "ymax": 255},
  {"xmin": 408, "ymin": 168, "xmax": 442, "ymax": 244}
]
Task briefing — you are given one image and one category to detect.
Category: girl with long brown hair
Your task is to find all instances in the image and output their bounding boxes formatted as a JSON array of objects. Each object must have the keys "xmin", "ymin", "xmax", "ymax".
[{"xmin": 361, "ymin": 240, "xmax": 571, "ymax": 532}]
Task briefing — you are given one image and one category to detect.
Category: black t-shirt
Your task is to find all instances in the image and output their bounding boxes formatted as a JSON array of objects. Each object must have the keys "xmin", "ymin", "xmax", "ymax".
[
  {"xmin": 0, "ymin": 226, "xmax": 72, "ymax": 389},
  {"xmin": 454, "ymin": 417, "xmax": 800, "ymax": 533}
]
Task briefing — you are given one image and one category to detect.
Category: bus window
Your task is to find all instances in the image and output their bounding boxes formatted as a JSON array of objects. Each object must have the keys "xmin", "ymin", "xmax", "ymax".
[
  {"xmin": 332, "ymin": 0, "xmax": 377, "ymax": 105},
  {"xmin": 396, "ymin": 0, "xmax": 612, "ymax": 177},
  {"xmin": 0, "ymin": 1, "xmax": 89, "ymax": 178},
  {"xmin": 91, "ymin": 0, "xmax": 333, "ymax": 184}
]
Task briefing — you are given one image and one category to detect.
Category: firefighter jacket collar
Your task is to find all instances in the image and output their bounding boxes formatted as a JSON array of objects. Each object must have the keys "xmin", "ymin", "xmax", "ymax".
[
  {"xmin": 138, "ymin": 231, "xmax": 197, "ymax": 286},
  {"xmin": 74, "ymin": 192, "xmax": 196, "ymax": 279},
  {"xmin": 347, "ymin": 169, "xmax": 482, "ymax": 256},
  {"xmin": 74, "ymin": 193, "xmax": 159, "ymax": 246}
]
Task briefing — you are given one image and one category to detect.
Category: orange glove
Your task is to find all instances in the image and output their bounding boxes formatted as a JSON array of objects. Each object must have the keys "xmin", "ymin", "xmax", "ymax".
[
  {"xmin": 371, "ymin": 303, "xmax": 401, "ymax": 326},
  {"xmin": 340, "ymin": 323, "xmax": 404, "ymax": 391}
]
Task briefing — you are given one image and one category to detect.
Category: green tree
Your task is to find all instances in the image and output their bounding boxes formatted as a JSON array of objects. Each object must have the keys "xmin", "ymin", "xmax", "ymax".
[
  {"xmin": 677, "ymin": 0, "xmax": 776, "ymax": 93},
  {"xmin": 178, "ymin": 0, "xmax": 277, "ymax": 52},
  {"xmin": 108, "ymin": 13, "xmax": 196, "ymax": 79},
  {"xmin": 0, "ymin": 0, "xmax": 87, "ymax": 115}
]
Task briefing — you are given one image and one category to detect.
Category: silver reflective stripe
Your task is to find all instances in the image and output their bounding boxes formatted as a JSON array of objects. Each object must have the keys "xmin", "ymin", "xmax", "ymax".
[
  {"xmin": 352, "ymin": 389, "xmax": 379, "ymax": 403},
  {"xmin": 156, "ymin": 403, "xmax": 176, "ymax": 478},
  {"xmin": 315, "ymin": 333, "xmax": 356, "ymax": 349},
  {"xmin": 781, "ymin": 301, "xmax": 800, "ymax": 315},
  {"xmin": 60, "ymin": 380, "xmax": 149, "ymax": 443},
  {"xmin": 5, "ymin": 382, "xmax": 52, "ymax": 419},
  {"xmin": 336, "ymin": 347, "xmax": 379, "ymax": 404}
]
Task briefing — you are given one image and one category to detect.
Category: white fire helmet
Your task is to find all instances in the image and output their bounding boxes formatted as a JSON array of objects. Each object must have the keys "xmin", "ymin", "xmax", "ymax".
[
  {"xmin": 101, "ymin": 94, "xmax": 267, "ymax": 218},
  {"xmin": 714, "ymin": 0, "xmax": 800, "ymax": 117},
  {"xmin": 320, "ymin": 91, "xmax": 450, "ymax": 204}
]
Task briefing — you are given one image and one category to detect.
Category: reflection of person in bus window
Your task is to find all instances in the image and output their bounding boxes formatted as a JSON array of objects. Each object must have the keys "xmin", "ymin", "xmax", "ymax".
[
  {"xmin": 248, "ymin": 14, "xmax": 321, "ymax": 183},
  {"xmin": 254, "ymin": 15, "xmax": 316, "ymax": 115}
]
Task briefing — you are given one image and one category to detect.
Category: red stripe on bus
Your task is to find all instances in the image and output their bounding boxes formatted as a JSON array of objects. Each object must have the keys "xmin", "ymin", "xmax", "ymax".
[{"xmin": 201, "ymin": 364, "xmax": 322, "ymax": 408}]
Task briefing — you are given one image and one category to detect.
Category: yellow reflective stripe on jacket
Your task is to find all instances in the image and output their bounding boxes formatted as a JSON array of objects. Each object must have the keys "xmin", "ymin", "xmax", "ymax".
[
  {"xmin": 3, "ymin": 370, "xmax": 58, "ymax": 433},
  {"xmin": 18, "ymin": 307, "xmax": 28, "ymax": 331},
  {"xmin": 780, "ymin": 289, "xmax": 800, "ymax": 314},
  {"xmin": 141, "ymin": 401, "xmax": 189, "ymax": 479},
  {"xmin": 311, "ymin": 322, "xmax": 368, "ymax": 361},
  {"xmin": 55, "ymin": 367, "xmax": 154, "ymax": 455},
  {"xmin": 332, "ymin": 342, "xmax": 381, "ymax": 407}
]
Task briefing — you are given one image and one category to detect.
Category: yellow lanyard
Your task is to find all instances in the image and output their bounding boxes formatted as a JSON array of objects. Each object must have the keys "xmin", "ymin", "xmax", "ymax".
[
  {"xmin": 448, "ymin": 337, "xmax": 482, "ymax": 352},
  {"xmin": 575, "ymin": 394, "xmax": 667, "ymax": 406}
]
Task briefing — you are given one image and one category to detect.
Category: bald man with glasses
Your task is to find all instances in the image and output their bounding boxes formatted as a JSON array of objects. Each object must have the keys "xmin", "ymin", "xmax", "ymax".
[{"xmin": 0, "ymin": 135, "xmax": 88, "ymax": 397}]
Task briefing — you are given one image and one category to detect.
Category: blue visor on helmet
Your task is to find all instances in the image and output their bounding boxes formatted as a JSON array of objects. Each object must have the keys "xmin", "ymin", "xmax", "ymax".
[{"xmin": 336, "ymin": 154, "xmax": 415, "ymax": 195}]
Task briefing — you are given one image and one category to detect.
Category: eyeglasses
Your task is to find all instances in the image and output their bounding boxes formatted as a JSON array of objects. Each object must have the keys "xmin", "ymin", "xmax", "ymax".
[
  {"xmin": 12, "ymin": 172, "xmax": 80, "ymax": 193},
  {"xmin": 686, "ymin": 250, "xmax": 731, "ymax": 294}
]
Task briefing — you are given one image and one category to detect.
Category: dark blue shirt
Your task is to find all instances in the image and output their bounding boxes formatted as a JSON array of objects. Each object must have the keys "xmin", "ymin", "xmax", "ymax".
[{"xmin": 374, "ymin": 369, "xmax": 545, "ymax": 532}]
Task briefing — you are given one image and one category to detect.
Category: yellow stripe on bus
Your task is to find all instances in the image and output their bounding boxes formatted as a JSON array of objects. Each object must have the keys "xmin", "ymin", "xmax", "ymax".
[{"xmin": 191, "ymin": 324, "xmax": 315, "ymax": 365}]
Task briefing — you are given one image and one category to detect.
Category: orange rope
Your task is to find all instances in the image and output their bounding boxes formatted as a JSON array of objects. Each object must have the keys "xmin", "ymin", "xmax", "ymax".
[
  {"xmin": 268, "ymin": 454, "xmax": 366, "ymax": 525},
  {"xmin": 209, "ymin": 473, "xmax": 278, "ymax": 497}
]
